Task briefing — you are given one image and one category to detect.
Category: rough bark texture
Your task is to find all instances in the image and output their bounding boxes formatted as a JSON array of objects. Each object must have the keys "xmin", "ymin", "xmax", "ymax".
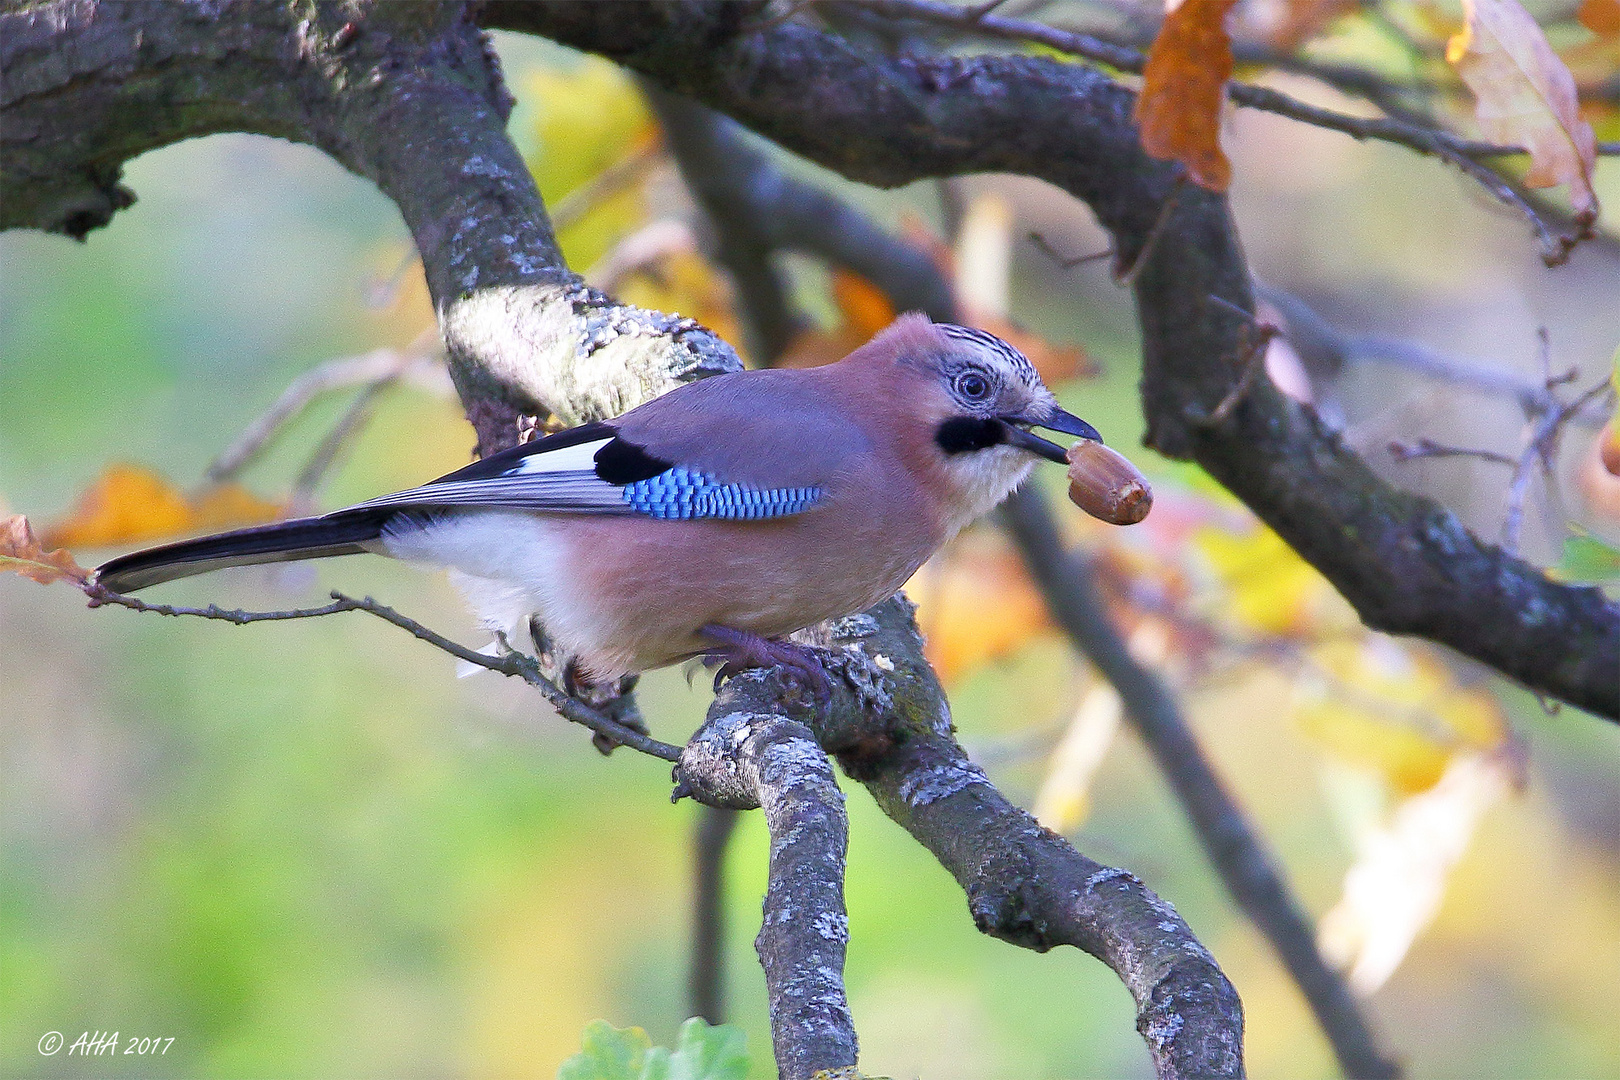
[
  {"xmin": 707, "ymin": 603, "xmax": 1247, "ymax": 1079},
  {"xmin": 0, "ymin": 0, "xmax": 740, "ymax": 457},
  {"xmin": 1004, "ymin": 487, "xmax": 1400, "ymax": 1079},
  {"xmin": 494, "ymin": 0, "xmax": 1620, "ymax": 718},
  {"xmin": 1, "ymin": 2, "xmax": 1254, "ymax": 1072},
  {"xmin": 677, "ymin": 713, "xmax": 858, "ymax": 1080}
]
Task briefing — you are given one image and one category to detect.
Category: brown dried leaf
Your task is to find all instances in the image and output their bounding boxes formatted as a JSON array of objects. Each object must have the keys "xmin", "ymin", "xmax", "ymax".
[
  {"xmin": 40, "ymin": 464, "xmax": 285, "ymax": 550},
  {"xmin": 1135, "ymin": 0, "xmax": 1240, "ymax": 191},
  {"xmin": 1447, "ymin": 0, "xmax": 1600, "ymax": 219},
  {"xmin": 1, "ymin": 514, "xmax": 90, "ymax": 587}
]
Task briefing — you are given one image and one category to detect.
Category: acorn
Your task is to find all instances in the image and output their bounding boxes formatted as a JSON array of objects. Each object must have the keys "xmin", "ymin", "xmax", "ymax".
[{"xmin": 1066, "ymin": 441, "xmax": 1152, "ymax": 525}]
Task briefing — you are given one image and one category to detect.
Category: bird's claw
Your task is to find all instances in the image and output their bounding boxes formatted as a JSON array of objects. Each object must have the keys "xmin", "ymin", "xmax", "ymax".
[{"xmin": 700, "ymin": 625, "xmax": 834, "ymax": 707}]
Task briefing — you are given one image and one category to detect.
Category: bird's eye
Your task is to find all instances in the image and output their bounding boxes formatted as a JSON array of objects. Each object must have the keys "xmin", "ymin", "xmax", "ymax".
[{"xmin": 955, "ymin": 370, "xmax": 993, "ymax": 402}]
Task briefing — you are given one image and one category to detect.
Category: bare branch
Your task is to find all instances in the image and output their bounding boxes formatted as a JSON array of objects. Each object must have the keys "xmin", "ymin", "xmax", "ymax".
[
  {"xmin": 759, "ymin": 599, "xmax": 1250, "ymax": 1080},
  {"xmin": 675, "ymin": 705, "xmax": 857, "ymax": 1080},
  {"xmin": 845, "ymin": 0, "xmax": 1601, "ymax": 263},
  {"xmin": 1001, "ymin": 486, "xmax": 1401, "ymax": 1080},
  {"xmin": 207, "ymin": 334, "xmax": 447, "ymax": 483}
]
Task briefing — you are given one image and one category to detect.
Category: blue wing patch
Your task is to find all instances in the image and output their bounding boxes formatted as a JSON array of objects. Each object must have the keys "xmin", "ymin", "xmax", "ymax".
[{"xmin": 622, "ymin": 467, "xmax": 822, "ymax": 520}]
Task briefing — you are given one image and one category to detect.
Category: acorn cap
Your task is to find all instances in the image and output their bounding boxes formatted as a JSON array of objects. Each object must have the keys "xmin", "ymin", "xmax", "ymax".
[{"xmin": 1066, "ymin": 441, "xmax": 1152, "ymax": 525}]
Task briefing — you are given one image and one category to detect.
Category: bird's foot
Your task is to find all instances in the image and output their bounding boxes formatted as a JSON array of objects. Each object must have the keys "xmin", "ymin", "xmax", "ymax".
[{"xmin": 699, "ymin": 624, "xmax": 833, "ymax": 706}]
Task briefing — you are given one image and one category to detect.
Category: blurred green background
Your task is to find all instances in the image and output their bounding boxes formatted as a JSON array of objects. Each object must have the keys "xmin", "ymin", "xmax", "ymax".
[{"xmin": 5, "ymin": 30, "xmax": 1620, "ymax": 1080}]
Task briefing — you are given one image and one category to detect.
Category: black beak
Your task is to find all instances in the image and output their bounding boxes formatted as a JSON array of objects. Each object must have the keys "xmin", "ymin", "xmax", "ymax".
[{"xmin": 1000, "ymin": 407, "xmax": 1103, "ymax": 464}]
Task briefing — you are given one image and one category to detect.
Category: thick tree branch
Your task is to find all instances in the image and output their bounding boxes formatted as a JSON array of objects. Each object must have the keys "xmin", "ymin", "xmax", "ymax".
[
  {"xmin": 676, "ymin": 709, "xmax": 857, "ymax": 1080},
  {"xmin": 498, "ymin": 0, "xmax": 1620, "ymax": 719},
  {"xmin": 654, "ymin": 97, "xmax": 1389, "ymax": 1069},
  {"xmin": 1002, "ymin": 487, "xmax": 1400, "ymax": 1079},
  {"xmin": 710, "ymin": 601, "xmax": 1247, "ymax": 1079},
  {"xmin": 0, "ymin": 0, "xmax": 740, "ymax": 457}
]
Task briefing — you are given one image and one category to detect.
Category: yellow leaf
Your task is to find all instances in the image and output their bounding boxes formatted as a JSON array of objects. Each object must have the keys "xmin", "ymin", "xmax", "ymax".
[
  {"xmin": 40, "ymin": 465, "xmax": 284, "ymax": 550},
  {"xmin": 1135, "ymin": 0, "xmax": 1240, "ymax": 191},
  {"xmin": 1297, "ymin": 638, "xmax": 1510, "ymax": 795},
  {"xmin": 526, "ymin": 59, "xmax": 659, "ymax": 270},
  {"xmin": 0, "ymin": 514, "xmax": 89, "ymax": 587},
  {"xmin": 1193, "ymin": 522, "xmax": 1325, "ymax": 635},
  {"xmin": 1447, "ymin": 0, "xmax": 1600, "ymax": 219}
]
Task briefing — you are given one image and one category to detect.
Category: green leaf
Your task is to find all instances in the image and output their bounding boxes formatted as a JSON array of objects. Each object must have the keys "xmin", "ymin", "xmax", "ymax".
[
  {"xmin": 661, "ymin": 1018, "xmax": 749, "ymax": 1080},
  {"xmin": 557, "ymin": 1019, "xmax": 748, "ymax": 1080},
  {"xmin": 1555, "ymin": 529, "xmax": 1620, "ymax": 583},
  {"xmin": 558, "ymin": 1020, "xmax": 652, "ymax": 1080}
]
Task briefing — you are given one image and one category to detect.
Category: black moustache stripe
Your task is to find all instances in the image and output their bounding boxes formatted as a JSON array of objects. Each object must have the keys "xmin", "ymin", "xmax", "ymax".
[{"xmin": 934, "ymin": 417, "xmax": 1006, "ymax": 455}]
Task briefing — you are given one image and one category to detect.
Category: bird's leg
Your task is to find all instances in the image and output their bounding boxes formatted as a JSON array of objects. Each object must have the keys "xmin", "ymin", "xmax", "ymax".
[{"xmin": 699, "ymin": 624, "xmax": 833, "ymax": 705}]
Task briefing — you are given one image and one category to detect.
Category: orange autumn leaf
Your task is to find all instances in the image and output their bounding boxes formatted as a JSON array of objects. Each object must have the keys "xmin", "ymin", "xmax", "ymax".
[
  {"xmin": 831, "ymin": 269, "xmax": 898, "ymax": 340},
  {"xmin": 1447, "ymin": 0, "xmax": 1600, "ymax": 220},
  {"xmin": 1580, "ymin": 0, "xmax": 1620, "ymax": 37},
  {"xmin": 40, "ymin": 464, "xmax": 285, "ymax": 550},
  {"xmin": 907, "ymin": 531, "xmax": 1055, "ymax": 686},
  {"xmin": 779, "ymin": 270, "xmax": 900, "ymax": 369},
  {"xmin": 1, "ymin": 514, "xmax": 89, "ymax": 587},
  {"xmin": 1135, "ymin": 0, "xmax": 1239, "ymax": 191}
]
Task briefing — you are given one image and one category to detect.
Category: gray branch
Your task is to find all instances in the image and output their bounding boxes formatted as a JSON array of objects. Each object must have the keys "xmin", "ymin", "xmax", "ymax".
[
  {"xmin": 0, "ymin": 0, "xmax": 739, "ymax": 457},
  {"xmin": 708, "ymin": 601, "xmax": 1247, "ymax": 1079},
  {"xmin": 676, "ymin": 706, "xmax": 858, "ymax": 1080},
  {"xmin": 1002, "ymin": 487, "xmax": 1400, "ymax": 1079},
  {"xmin": 498, "ymin": 1, "xmax": 1620, "ymax": 718}
]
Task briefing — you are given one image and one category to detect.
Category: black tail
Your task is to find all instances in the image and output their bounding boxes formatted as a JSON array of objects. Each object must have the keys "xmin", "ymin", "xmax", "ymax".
[{"xmin": 93, "ymin": 510, "xmax": 392, "ymax": 593}]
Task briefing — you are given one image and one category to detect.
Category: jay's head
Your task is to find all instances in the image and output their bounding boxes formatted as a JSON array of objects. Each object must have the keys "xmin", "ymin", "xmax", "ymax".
[{"xmin": 864, "ymin": 315, "xmax": 1103, "ymax": 527}]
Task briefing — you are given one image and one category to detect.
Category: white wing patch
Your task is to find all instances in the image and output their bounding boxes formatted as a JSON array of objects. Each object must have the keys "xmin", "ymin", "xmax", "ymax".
[
  {"xmin": 511, "ymin": 437, "xmax": 613, "ymax": 474},
  {"xmin": 352, "ymin": 436, "xmax": 629, "ymax": 514}
]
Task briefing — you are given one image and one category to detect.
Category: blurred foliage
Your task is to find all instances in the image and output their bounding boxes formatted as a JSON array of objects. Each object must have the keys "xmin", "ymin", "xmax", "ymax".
[
  {"xmin": 557, "ymin": 1018, "xmax": 747, "ymax": 1080},
  {"xmin": 3, "ymin": 13, "xmax": 1620, "ymax": 1080}
]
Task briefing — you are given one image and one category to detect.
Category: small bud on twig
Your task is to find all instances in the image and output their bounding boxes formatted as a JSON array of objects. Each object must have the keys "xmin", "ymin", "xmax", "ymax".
[{"xmin": 1066, "ymin": 441, "xmax": 1152, "ymax": 525}]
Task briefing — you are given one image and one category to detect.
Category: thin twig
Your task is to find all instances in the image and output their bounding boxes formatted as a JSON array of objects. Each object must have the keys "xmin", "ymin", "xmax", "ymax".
[
  {"xmin": 289, "ymin": 375, "xmax": 399, "ymax": 509},
  {"xmin": 1256, "ymin": 285, "xmax": 1609, "ymax": 428},
  {"xmin": 1115, "ymin": 174, "xmax": 1184, "ymax": 287},
  {"xmin": 859, "ymin": 0, "xmax": 1604, "ymax": 263},
  {"xmin": 83, "ymin": 582, "xmax": 684, "ymax": 762},
  {"xmin": 1388, "ymin": 438, "xmax": 1519, "ymax": 468},
  {"xmin": 1391, "ymin": 352, "xmax": 1616, "ymax": 555},
  {"xmin": 549, "ymin": 138, "xmax": 665, "ymax": 232},
  {"xmin": 207, "ymin": 331, "xmax": 444, "ymax": 482},
  {"xmin": 1188, "ymin": 298, "xmax": 1279, "ymax": 427},
  {"xmin": 1028, "ymin": 230, "xmax": 1112, "ymax": 269}
]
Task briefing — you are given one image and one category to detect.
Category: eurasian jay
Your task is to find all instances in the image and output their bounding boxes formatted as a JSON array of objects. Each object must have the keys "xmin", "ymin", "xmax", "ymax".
[{"xmin": 94, "ymin": 314, "xmax": 1103, "ymax": 687}]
